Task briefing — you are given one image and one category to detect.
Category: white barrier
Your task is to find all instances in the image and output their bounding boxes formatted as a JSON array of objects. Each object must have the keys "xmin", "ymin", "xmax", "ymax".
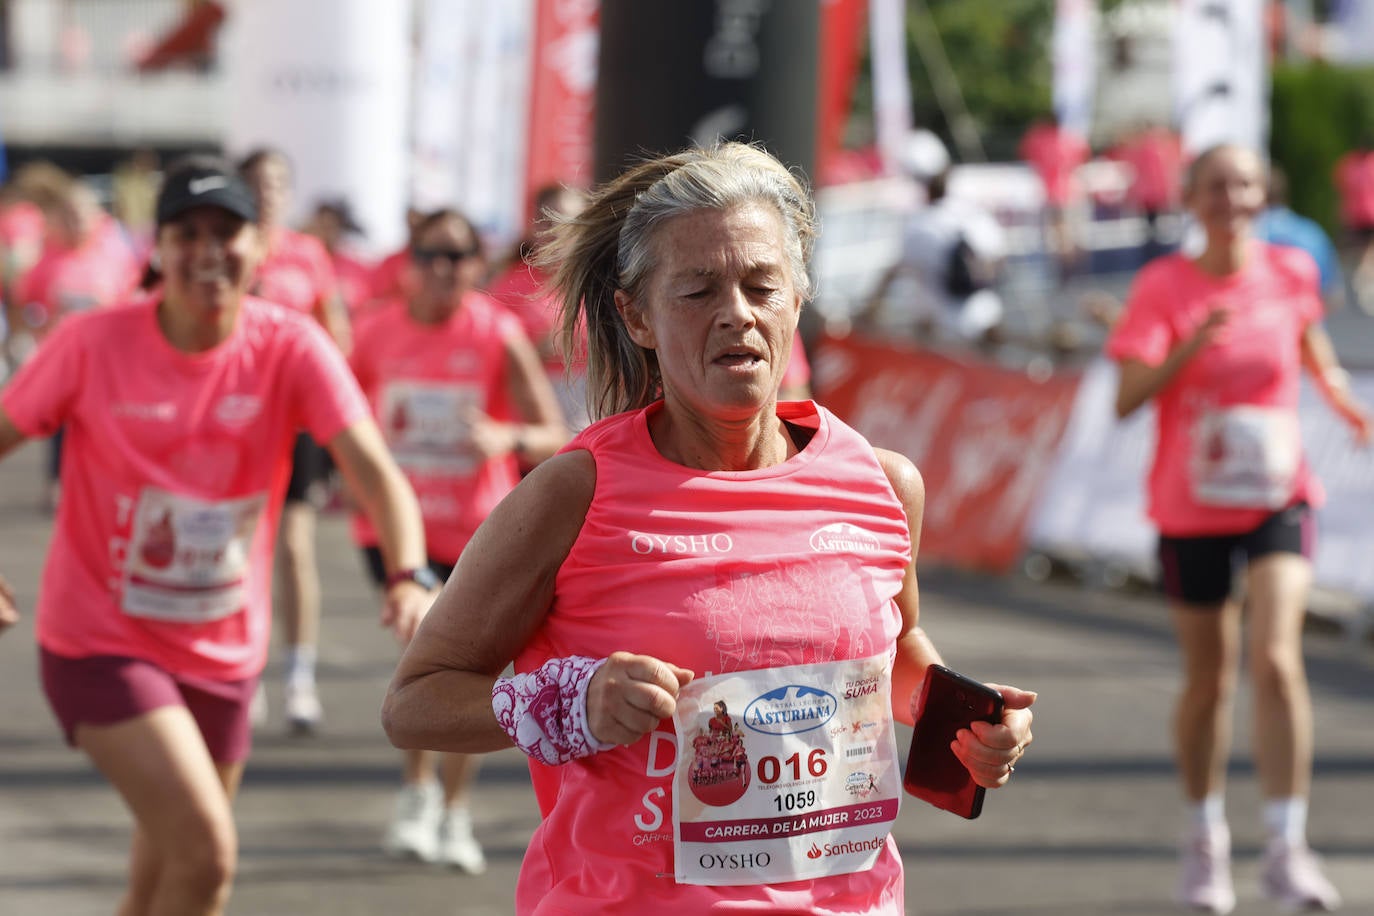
[{"xmin": 1028, "ymin": 359, "xmax": 1374, "ymax": 606}]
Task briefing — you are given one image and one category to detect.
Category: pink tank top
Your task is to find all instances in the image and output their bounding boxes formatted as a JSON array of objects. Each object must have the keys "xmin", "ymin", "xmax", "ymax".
[{"xmin": 514, "ymin": 400, "xmax": 911, "ymax": 915}]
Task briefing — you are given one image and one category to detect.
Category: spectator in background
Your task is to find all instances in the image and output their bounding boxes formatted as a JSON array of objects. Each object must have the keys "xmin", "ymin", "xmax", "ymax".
[
  {"xmin": 487, "ymin": 183, "xmax": 589, "ymax": 431},
  {"xmin": 351, "ymin": 206, "xmax": 567, "ymax": 872},
  {"xmin": 302, "ymin": 198, "xmax": 376, "ymax": 319},
  {"xmin": 1332, "ymin": 139, "xmax": 1374, "ymax": 311},
  {"xmin": 238, "ymin": 147, "xmax": 350, "ymax": 735},
  {"xmin": 1255, "ymin": 167, "xmax": 1345, "ymax": 311},
  {"xmin": 1110, "ymin": 121, "xmax": 1184, "ymax": 263},
  {"xmin": 860, "ymin": 166, "xmax": 1006, "ymax": 348},
  {"xmin": 1020, "ymin": 115, "xmax": 1091, "ymax": 284},
  {"xmin": 1107, "ymin": 144, "xmax": 1366, "ymax": 915}
]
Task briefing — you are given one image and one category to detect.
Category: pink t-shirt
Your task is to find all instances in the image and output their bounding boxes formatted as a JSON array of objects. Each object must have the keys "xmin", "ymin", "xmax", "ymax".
[
  {"xmin": 253, "ymin": 228, "xmax": 337, "ymax": 317},
  {"xmin": 332, "ymin": 249, "xmax": 377, "ymax": 318},
  {"xmin": 514, "ymin": 400, "xmax": 911, "ymax": 915},
  {"xmin": 1019, "ymin": 123, "xmax": 1090, "ymax": 207},
  {"xmin": 0, "ymin": 297, "xmax": 369, "ymax": 680},
  {"xmin": 1333, "ymin": 150, "xmax": 1374, "ymax": 230},
  {"xmin": 1106, "ymin": 242, "xmax": 1324, "ymax": 537},
  {"xmin": 349, "ymin": 293, "xmax": 523, "ymax": 563},
  {"xmin": 15, "ymin": 217, "xmax": 139, "ymax": 337},
  {"xmin": 369, "ymin": 247, "xmax": 414, "ymax": 304},
  {"xmin": 1114, "ymin": 129, "xmax": 1183, "ymax": 213}
]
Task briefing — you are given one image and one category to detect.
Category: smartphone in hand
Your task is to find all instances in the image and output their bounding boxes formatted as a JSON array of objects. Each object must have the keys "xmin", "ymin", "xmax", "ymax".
[{"xmin": 902, "ymin": 664, "xmax": 1004, "ymax": 819}]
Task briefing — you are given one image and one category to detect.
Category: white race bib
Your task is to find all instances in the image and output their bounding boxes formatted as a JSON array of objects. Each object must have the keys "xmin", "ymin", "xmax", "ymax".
[
  {"xmin": 122, "ymin": 488, "xmax": 265, "ymax": 623},
  {"xmin": 671, "ymin": 654, "xmax": 900, "ymax": 886},
  {"xmin": 1190, "ymin": 407, "xmax": 1300, "ymax": 508},
  {"xmin": 380, "ymin": 380, "xmax": 481, "ymax": 474}
]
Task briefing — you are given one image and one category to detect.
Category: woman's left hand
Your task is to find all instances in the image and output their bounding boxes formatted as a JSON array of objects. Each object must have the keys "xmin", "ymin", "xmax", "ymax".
[
  {"xmin": 952, "ymin": 684, "xmax": 1036, "ymax": 789},
  {"xmin": 464, "ymin": 408, "xmax": 518, "ymax": 461},
  {"xmin": 382, "ymin": 580, "xmax": 438, "ymax": 646}
]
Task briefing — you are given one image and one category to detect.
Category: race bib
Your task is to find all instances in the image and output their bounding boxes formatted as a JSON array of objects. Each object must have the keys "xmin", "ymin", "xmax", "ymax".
[
  {"xmin": 122, "ymin": 488, "xmax": 265, "ymax": 623},
  {"xmin": 671, "ymin": 654, "xmax": 900, "ymax": 887},
  {"xmin": 380, "ymin": 380, "xmax": 481, "ymax": 475},
  {"xmin": 1190, "ymin": 407, "xmax": 1300, "ymax": 508}
]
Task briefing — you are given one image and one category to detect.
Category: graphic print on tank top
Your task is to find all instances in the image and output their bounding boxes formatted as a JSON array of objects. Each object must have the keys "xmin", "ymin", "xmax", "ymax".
[{"xmin": 687, "ymin": 553, "xmax": 887, "ymax": 675}]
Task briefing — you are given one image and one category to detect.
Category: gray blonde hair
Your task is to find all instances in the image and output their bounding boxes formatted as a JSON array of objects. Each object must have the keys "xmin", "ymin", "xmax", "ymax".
[{"xmin": 536, "ymin": 142, "xmax": 817, "ymax": 420}]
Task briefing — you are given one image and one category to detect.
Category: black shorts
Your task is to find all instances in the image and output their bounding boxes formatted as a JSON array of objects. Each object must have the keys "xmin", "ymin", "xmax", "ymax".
[
  {"xmin": 284, "ymin": 433, "xmax": 332, "ymax": 505},
  {"xmin": 359, "ymin": 546, "xmax": 455, "ymax": 589},
  {"xmin": 1157, "ymin": 503, "xmax": 1314, "ymax": 606}
]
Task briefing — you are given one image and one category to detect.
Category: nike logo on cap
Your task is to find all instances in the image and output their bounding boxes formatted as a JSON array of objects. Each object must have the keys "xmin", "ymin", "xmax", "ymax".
[{"xmin": 188, "ymin": 176, "xmax": 228, "ymax": 195}]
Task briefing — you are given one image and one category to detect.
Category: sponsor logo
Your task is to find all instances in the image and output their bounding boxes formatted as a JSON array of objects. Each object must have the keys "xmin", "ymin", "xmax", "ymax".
[
  {"xmin": 187, "ymin": 176, "xmax": 228, "ymax": 196},
  {"xmin": 807, "ymin": 836, "xmax": 887, "ymax": 859},
  {"xmin": 697, "ymin": 851, "xmax": 772, "ymax": 871},
  {"xmin": 112, "ymin": 402, "xmax": 177, "ymax": 422},
  {"xmin": 809, "ymin": 522, "xmax": 882, "ymax": 554},
  {"xmin": 628, "ymin": 531, "xmax": 735, "ymax": 556},
  {"xmin": 842, "ymin": 674, "xmax": 881, "ymax": 699},
  {"xmin": 744, "ymin": 685, "xmax": 836, "ymax": 736},
  {"xmin": 214, "ymin": 394, "xmax": 262, "ymax": 427},
  {"xmin": 845, "ymin": 771, "xmax": 880, "ymax": 798}
]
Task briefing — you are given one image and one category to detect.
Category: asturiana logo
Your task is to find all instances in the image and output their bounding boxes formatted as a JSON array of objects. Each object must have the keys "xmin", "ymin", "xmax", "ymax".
[
  {"xmin": 809, "ymin": 522, "xmax": 882, "ymax": 554},
  {"xmin": 744, "ymin": 685, "xmax": 837, "ymax": 736}
]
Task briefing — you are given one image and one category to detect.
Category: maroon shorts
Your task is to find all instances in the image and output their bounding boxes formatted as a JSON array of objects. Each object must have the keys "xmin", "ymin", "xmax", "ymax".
[{"xmin": 40, "ymin": 648, "xmax": 258, "ymax": 764}]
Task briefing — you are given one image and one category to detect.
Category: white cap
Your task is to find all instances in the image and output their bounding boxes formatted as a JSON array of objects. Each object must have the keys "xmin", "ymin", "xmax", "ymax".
[{"xmin": 898, "ymin": 129, "xmax": 951, "ymax": 181}]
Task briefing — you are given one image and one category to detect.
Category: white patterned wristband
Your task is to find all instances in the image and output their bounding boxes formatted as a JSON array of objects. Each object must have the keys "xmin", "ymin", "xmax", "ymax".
[{"xmin": 491, "ymin": 655, "xmax": 617, "ymax": 766}]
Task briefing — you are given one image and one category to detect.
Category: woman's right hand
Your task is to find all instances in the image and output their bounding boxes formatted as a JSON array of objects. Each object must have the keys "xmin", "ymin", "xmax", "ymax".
[
  {"xmin": 586, "ymin": 651, "xmax": 694, "ymax": 746},
  {"xmin": 1184, "ymin": 305, "xmax": 1230, "ymax": 354},
  {"xmin": 0, "ymin": 575, "xmax": 19, "ymax": 633}
]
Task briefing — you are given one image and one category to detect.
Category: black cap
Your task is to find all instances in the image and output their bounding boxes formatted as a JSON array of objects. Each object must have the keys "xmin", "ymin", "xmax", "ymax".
[{"xmin": 156, "ymin": 159, "xmax": 259, "ymax": 226}]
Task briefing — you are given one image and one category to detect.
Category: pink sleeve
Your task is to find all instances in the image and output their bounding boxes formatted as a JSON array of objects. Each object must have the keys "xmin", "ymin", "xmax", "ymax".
[
  {"xmin": 1105, "ymin": 267, "xmax": 1173, "ymax": 366},
  {"xmin": 0, "ymin": 315, "xmax": 87, "ymax": 437},
  {"xmin": 287, "ymin": 320, "xmax": 371, "ymax": 445},
  {"xmin": 1273, "ymin": 245, "xmax": 1325, "ymax": 327}
]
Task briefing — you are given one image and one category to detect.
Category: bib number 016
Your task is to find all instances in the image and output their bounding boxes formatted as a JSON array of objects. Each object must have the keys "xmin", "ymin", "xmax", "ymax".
[{"xmin": 756, "ymin": 748, "xmax": 828, "ymax": 784}]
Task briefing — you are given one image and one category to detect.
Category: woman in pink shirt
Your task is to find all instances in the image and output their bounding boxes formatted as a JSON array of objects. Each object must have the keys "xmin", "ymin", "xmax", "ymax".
[
  {"xmin": 238, "ymin": 147, "xmax": 352, "ymax": 734},
  {"xmin": 0, "ymin": 156, "xmax": 435, "ymax": 916},
  {"xmin": 382, "ymin": 143, "xmax": 1036, "ymax": 914},
  {"xmin": 351, "ymin": 207, "xmax": 567, "ymax": 872},
  {"xmin": 1108, "ymin": 144, "xmax": 1369, "ymax": 915}
]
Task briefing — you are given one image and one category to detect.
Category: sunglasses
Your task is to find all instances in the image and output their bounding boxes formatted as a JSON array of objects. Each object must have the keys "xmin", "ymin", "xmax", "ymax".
[{"xmin": 412, "ymin": 246, "xmax": 479, "ymax": 266}]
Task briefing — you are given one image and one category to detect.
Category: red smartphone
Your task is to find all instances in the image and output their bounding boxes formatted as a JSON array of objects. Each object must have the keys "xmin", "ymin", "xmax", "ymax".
[{"xmin": 902, "ymin": 664, "xmax": 1004, "ymax": 820}]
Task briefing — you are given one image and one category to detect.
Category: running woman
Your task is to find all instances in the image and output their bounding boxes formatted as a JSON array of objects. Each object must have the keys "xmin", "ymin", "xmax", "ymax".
[
  {"xmin": 351, "ymin": 207, "xmax": 567, "ymax": 871},
  {"xmin": 1108, "ymin": 144, "xmax": 1369, "ymax": 914},
  {"xmin": 383, "ymin": 143, "xmax": 1036, "ymax": 914},
  {"xmin": 0, "ymin": 156, "xmax": 435, "ymax": 916}
]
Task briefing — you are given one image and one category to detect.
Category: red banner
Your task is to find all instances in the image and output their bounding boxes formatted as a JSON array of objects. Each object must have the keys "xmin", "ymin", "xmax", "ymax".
[
  {"xmin": 524, "ymin": 0, "xmax": 600, "ymax": 220},
  {"xmin": 815, "ymin": 0, "xmax": 867, "ymax": 187},
  {"xmin": 814, "ymin": 334, "xmax": 1082, "ymax": 573}
]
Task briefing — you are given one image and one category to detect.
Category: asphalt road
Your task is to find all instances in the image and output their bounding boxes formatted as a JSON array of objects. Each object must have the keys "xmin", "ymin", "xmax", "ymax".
[{"xmin": 1, "ymin": 435, "xmax": 1371, "ymax": 915}]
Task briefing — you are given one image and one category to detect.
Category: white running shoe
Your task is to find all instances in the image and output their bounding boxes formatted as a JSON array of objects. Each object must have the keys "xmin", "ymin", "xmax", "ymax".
[
  {"xmin": 383, "ymin": 782, "xmax": 442, "ymax": 863},
  {"xmin": 1261, "ymin": 839, "xmax": 1342, "ymax": 912},
  {"xmin": 1176, "ymin": 823, "xmax": 1236, "ymax": 914},
  {"xmin": 283, "ymin": 679, "xmax": 322, "ymax": 735},
  {"xmin": 437, "ymin": 807, "xmax": 487, "ymax": 875}
]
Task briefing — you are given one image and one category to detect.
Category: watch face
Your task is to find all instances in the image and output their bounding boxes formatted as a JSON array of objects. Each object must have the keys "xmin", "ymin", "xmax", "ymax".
[{"xmin": 413, "ymin": 567, "xmax": 442, "ymax": 590}]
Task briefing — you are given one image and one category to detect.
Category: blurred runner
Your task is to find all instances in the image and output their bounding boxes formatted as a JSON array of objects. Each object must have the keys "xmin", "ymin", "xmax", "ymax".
[
  {"xmin": 1020, "ymin": 115, "xmax": 1090, "ymax": 284},
  {"xmin": 238, "ymin": 147, "xmax": 350, "ymax": 734},
  {"xmin": 302, "ymin": 197, "xmax": 376, "ymax": 319},
  {"xmin": 1107, "ymin": 144, "xmax": 1367, "ymax": 915},
  {"xmin": 351, "ymin": 206, "xmax": 567, "ymax": 872},
  {"xmin": 0, "ymin": 155, "xmax": 433, "ymax": 916}
]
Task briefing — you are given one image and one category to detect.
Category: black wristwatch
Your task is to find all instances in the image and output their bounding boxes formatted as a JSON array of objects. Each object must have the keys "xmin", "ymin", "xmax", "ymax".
[{"xmin": 385, "ymin": 566, "xmax": 442, "ymax": 591}]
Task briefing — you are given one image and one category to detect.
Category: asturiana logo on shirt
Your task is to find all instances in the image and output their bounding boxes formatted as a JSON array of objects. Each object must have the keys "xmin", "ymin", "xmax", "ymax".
[
  {"xmin": 744, "ymin": 685, "xmax": 837, "ymax": 736},
  {"xmin": 809, "ymin": 523, "xmax": 881, "ymax": 554},
  {"xmin": 628, "ymin": 531, "xmax": 735, "ymax": 556}
]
